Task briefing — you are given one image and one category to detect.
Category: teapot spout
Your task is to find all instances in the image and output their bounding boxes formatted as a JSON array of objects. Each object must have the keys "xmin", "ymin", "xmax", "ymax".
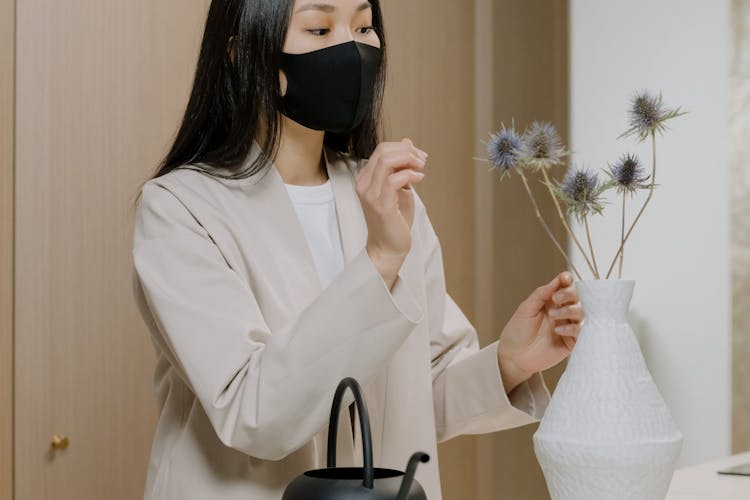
[{"xmin": 396, "ymin": 452, "xmax": 430, "ymax": 500}]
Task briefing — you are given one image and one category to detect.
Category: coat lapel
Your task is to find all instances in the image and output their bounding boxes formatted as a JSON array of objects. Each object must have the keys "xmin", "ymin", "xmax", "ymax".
[
  {"xmin": 240, "ymin": 140, "xmax": 373, "ymax": 463},
  {"xmin": 322, "ymin": 145, "xmax": 368, "ymax": 265},
  {"xmin": 258, "ymin": 142, "xmax": 367, "ymax": 464}
]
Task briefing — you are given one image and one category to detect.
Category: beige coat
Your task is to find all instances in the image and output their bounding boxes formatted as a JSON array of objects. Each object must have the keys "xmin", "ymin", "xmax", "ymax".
[{"xmin": 131, "ymin": 139, "xmax": 552, "ymax": 500}]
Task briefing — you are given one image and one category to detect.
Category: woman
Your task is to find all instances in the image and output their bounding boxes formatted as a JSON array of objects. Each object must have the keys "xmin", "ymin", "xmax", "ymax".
[{"xmin": 131, "ymin": 0, "xmax": 584, "ymax": 498}]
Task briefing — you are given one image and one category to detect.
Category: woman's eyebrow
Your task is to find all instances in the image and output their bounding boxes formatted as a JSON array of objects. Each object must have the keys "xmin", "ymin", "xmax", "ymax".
[{"xmin": 294, "ymin": 2, "xmax": 371, "ymax": 14}]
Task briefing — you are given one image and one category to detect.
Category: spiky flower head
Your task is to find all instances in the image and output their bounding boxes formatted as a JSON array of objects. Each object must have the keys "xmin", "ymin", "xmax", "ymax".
[
  {"xmin": 550, "ymin": 167, "xmax": 609, "ymax": 222},
  {"xmin": 603, "ymin": 153, "xmax": 652, "ymax": 196},
  {"xmin": 486, "ymin": 122, "xmax": 525, "ymax": 180},
  {"xmin": 619, "ymin": 90, "xmax": 686, "ymax": 141},
  {"xmin": 520, "ymin": 121, "xmax": 568, "ymax": 171}
]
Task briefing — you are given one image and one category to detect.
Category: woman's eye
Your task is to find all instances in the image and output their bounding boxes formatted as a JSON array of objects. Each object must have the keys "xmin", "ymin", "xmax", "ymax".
[{"xmin": 305, "ymin": 26, "xmax": 374, "ymax": 36}]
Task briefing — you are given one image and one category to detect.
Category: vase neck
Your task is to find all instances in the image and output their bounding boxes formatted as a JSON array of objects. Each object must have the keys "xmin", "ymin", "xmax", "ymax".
[{"xmin": 575, "ymin": 280, "xmax": 634, "ymax": 321}]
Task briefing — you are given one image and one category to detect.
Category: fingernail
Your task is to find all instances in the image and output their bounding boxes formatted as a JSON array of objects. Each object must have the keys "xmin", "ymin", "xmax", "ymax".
[
  {"xmin": 554, "ymin": 325, "xmax": 568, "ymax": 333},
  {"xmin": 414, "ymin": 171, "xmax": 425, "ymax": 177},
  {"xmin": 554, "ymin": 292, "xmax": 564, "ymax": 303},
  {"xmin": 418, "ymin": 150, "xmax": 428, "ymax": 158},
  {"xmin": 549, "ymin": 308, "xmax": 560, "ymax": 317}
]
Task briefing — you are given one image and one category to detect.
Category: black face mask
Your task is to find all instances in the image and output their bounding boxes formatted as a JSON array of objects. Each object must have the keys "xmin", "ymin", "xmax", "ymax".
[{"xmin": 279, "ymin": 40, "xmax": 382, "ymax": 134}]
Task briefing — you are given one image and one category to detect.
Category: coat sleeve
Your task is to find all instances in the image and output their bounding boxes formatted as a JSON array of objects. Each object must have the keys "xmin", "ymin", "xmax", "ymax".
[
  {"xmin": 132, "ymin": 181, "xmax": 424, "ymax": 461},
  {"xmin": 411, "ymin": 189, "xmax": 552, "ymax": 443}
]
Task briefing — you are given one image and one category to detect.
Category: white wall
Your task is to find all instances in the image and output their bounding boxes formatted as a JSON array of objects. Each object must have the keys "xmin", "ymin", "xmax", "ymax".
[{"xmin": 569, "ymin": 0, "xmax": 732, "ymax": 467}]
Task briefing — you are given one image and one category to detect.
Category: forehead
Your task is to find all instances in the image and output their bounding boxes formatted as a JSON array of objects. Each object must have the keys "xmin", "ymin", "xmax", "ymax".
[{"xmin": 293, "ymin": 1, "xmax": 372, "ymax": 14}]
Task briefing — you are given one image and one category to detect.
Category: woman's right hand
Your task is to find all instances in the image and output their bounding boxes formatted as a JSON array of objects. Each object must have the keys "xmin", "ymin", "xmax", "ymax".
[{"xmin": 355, "ymin": 138, "xmax": 428, "ymax": 288}]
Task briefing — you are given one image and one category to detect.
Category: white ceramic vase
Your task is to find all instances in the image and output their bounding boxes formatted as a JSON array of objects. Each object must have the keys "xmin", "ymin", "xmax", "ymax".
[{"xmin": 533, "ymin": 279, "xmax": 683, "ymax": 500}]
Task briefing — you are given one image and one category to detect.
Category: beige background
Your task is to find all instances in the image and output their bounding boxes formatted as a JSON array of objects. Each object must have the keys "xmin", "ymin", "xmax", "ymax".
[
  {"xmin": 481, "ymin": 1, "xmax": 569, "ymax": 497},
  {"xmin": 731, "ymin": 0, "xmax": 750, "ymax": 454},
  {"xmin": 1, "ymin": 0, "xmax": 15, "ymax": 499},
  {"xmin": 1, "ymin": 0, "xmax": 568, "ymax": 498}
]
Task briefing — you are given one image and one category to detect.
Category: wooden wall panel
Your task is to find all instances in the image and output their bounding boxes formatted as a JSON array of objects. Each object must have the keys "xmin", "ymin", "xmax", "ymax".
[
  {"xmin": 1, "ymin": 0, "xmax": 15, "ymax": 497},
  {"xmin": 730, "ymin": 0, "xmax": 750, "ymax": 454},
  {"xmin": 481, "ymin": 1, "xmax": 569, "ymax": 499},
  {"xmin": 381, "ymin": 0, "xmax": 568, "ymax": 498},
  {"xmin": 13, "ymin": 1, "xmax": 210, "ymax": 498},
  {"xmin": 380, "ymin": 1, "xmax": 479, "ymax": 498}
]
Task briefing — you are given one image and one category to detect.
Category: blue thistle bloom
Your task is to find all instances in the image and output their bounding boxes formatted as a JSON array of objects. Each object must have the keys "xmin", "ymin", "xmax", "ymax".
[
  {"xmin": 619, "ymin": 90, "xmax": 686, "ymax": 141},
  {"xmin": 550, "ymin": 167, "xmax": 609, "ymax": 222},
  {"xmin": 521, "ymin": 121, "xmax": 568, "ymax": 171},
  {"xmin": 604, "ymin": 153, "xmax": 652, "ymax": 196},
  {"xmin": 486, "ymin": 123, "xmax": 524, "ymax": 180}
]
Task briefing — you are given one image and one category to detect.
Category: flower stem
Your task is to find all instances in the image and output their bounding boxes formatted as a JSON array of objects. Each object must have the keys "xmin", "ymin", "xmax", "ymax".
[
  {"xmin": 605, "ymin": 130, "xmax": 657, "ymax": 279},
  {"xmin": 618, "ymin": 192, "xmax": 625, "ymax": 279},
  {"xmin": 583, "ymin": 214, "xmax": 600, "ymax": 279},
  {"xmin": 540, "ymin": 168, "xmax": 598, "ymax": 278},
  {"xmin": 517, "ymin": 170, "xmax": 582, "ymax": 280}
]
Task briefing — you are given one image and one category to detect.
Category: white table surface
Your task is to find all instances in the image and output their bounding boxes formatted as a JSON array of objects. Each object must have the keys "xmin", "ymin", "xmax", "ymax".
[{"xmin": 666, "ymin": 450, "xmax": 750, "ymax": 499}]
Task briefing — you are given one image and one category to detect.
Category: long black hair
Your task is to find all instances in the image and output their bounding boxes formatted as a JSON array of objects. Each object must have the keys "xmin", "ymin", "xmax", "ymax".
[{"xmin": 134, "ymin": 0, "xmax": 387, "ymax": 204}]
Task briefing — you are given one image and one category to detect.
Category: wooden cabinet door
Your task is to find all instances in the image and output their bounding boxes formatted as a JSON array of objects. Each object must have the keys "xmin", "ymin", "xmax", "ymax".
[{"xmin": 13, "ymin": 1, "xmax": 210, "ymax": 498}]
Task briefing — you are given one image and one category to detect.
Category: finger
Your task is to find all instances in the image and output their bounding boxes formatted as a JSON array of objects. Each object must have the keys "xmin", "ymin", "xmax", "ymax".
[
  {"xmin": 520, "ymin": 272, "xmax": 571, "ymax": 316},
  {"xmin": 397, "ymin": 179, "xmax": 417, "ymax": 226},
  {"xmin": 400, "ymin": 137, "xmax": 428, "ymax": 160},
  {"xmin": 370, "ymin": 150, "xmax": 426, "ymax": 199},
  {"xmin": 553, "ymin": 321, "xmax": 580, "ymax": 337},
  {"xmin": 559, "ymin": 271, "xmax": 574, "ymax": 287},
  {"xmin": 384, "ymin": 169, "xmax": 425, "ymax": 203},
  {"xmin": 372, "ymin": 150, "xmax": 426, "ymax": 196},
  {"xmin": 357, "ymin": 140, "xmax": 427, "ymax": 188},
  {"xmin": 397, "ymin": 138, "xmax": 428, "ymax": 190},
  {"xmin": 551, "ymin": 284, "xmax": 579, "ymax": 306},
  {"xmin": 562, "ymin": 335, "xmax": 576, "ymax": 351},
  {"xmin": 548, "ymin": 302, "xmax": 584, "ymax": 322}
]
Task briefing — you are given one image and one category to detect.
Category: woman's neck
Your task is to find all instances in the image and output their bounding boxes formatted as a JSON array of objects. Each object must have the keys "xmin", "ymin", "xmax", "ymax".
[{"xmin": 259, "ymin": 116, "xmax": 328, "ymax": 186}]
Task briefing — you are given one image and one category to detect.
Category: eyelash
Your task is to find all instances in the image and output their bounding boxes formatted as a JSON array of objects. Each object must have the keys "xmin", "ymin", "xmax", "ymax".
[{"xmin": 307, "ymin": 26, "xmax": 375, "ymax": 36}]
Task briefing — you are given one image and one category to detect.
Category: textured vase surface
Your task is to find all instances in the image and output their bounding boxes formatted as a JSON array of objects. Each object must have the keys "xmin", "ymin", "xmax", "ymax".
[{"xmin": 533, "ymin": 279, "xmax": 683, "ymax": 500}]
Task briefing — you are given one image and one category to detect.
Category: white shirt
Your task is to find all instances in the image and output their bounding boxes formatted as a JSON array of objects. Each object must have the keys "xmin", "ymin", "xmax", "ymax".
[{"xmin": 284, "ymin": 178, "xmax": 346, "ymax": 289}]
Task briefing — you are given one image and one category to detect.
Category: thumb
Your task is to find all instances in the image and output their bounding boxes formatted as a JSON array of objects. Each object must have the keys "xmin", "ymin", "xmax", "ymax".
[
  {"xmin": 398, "ymin": 186, "xmax": 416, "ymax": 227},
  {"xmin": 519, "ymin": 271, "xmax": 573, "ymax": 315}
]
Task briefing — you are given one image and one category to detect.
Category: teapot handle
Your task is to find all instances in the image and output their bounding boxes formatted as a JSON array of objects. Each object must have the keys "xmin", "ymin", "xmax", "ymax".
[{"xmin": 326, "ymin": 377, "xmax": 374, "ymax": 489}]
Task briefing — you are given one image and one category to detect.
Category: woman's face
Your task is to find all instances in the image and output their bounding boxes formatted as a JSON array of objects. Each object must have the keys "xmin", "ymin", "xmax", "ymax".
[{"xmin": 279, "ymin": 0, "xmax": 380, "ymax": 96}]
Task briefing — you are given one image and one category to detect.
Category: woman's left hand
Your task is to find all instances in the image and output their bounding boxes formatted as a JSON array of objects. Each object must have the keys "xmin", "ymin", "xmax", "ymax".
[{"xmin": 496, "ymin": 271, "xmax": 584, "ymax": 392}]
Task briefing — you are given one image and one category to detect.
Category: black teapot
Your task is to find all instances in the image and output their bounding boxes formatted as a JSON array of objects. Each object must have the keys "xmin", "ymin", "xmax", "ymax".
[{"xmin": 282, "ymin": 377, "xmax": 430, "ymax": 500}]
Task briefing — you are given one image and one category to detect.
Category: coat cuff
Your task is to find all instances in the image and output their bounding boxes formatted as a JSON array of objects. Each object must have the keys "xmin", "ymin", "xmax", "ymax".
[
  {"xmin": 434, "ymin": 339, "xmax": 553, "ymax": 439},
  {"xmin": 359, "ymin": 246, "xmax": 424, "ymax": 325},
  {"xmin": 489, "ymin": 339, "xmax": 552, "ymax": 421}
]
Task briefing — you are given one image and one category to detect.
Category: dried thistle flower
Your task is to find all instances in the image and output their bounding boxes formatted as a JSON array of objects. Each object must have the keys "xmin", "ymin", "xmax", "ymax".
[
  {"xmin": 550, "ymin": 167, "xmax": 608, "ymax": 223},
  {"xmin": 486, "ymin": 123, "xmax": 525, "ymax": 180},
  {"xmin": 476, "ymin": 121, "xmax": 583, "ymax": 279},
  {"xmin": 521, "ymin": 121, "xmax": 568, "ymax": 171},
  {"xmin": 604, "ymin": 153, "xmax": 652, "ymax": 195},
  {"xmin": 619, "ymin": 90, "xmax": 686, "ymax": 141},
  {"xmin": 473, "ymin": 90, "xmax": 684, "ymax": 280}
]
